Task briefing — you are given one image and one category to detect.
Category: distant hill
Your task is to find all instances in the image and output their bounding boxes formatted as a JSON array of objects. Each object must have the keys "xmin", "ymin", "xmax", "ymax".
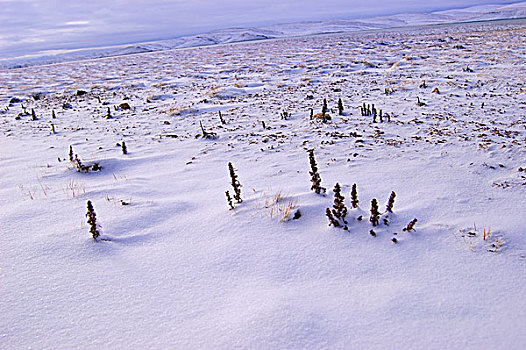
[{"xmin": 2, "ymin": 1, "xmax": 525, "ymax": 69}]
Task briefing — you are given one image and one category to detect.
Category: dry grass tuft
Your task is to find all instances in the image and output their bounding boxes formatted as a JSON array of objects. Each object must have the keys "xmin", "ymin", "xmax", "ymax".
[
  {"xmin": 259, "ymin": 190, "xmax": 299, "ymax": 222},
  {"xmin": 65, "ymin": 179, "xmax": 86, "ymax": 198}
]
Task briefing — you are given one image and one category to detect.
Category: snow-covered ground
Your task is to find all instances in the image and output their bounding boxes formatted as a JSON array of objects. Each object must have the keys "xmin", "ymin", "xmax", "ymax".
[{"xmin": 1, "ymin": 19, "xmax": 525, "ymax": 349}]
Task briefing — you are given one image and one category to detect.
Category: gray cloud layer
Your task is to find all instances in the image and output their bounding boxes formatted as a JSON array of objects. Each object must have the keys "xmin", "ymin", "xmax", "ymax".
[{"xmin": 0, "ymin": 0, "xmax": 515, "ymax": 58}]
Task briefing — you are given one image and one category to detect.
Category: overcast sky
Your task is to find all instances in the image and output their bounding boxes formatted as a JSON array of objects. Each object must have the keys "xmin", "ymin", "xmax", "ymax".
[{"xmin": 0, "ymin": 0, "xmax": 517, "ymax": 59}]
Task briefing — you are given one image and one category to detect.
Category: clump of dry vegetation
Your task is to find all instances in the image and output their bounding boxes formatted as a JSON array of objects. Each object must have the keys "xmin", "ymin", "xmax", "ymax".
[
  {"xmin": 308, "ymin": 149, "xmax": 326, "ymax": 194},
  {"xmin": 225, "ymin": 191, "xmax": 234, "ymax": 210},
  {"xmin": 350, "ymin": 184, "xmax": 359, "ymax": 209},
  {"xmin": 403, "ymin": 218, "xmax": 418, "ymax": 232},
  {"xmin": 199, "ymin": 121, "xmax": 218, "ymax": 139},
  {"xmin": 68, "ymin": 145, "xmax": 101, "ymax": 173},
  {"xmin": 228, "ymin": 162, "xmax": 242, "ymax": 204},
  {"xmin": 262, "ymin": 191, "xmax": 300, "ymax": 222},
  {"xmin": 326, "ymin": 183, "xmax": 348, "ymax": 230},
  {"xmin": 370, "ymin": 198, "xmax": 380, "ymax": 226},
  {"xmin": 86, "ymin": 200, "xmax": 100, "ymax": 241},
  {"xmin": 385, "ymin": 191, "xmax": 396, "ymax": 213}
]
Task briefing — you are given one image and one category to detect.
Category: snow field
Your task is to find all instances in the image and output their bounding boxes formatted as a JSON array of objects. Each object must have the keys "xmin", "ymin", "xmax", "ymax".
[{"xmin": 1, "ymin": 20, "xmax": 525, "ymax": 349}]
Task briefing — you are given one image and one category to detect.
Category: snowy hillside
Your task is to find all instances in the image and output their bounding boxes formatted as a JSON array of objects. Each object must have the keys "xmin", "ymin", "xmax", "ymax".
[
  {"xmin": 2, "ymin": 2, "xmax": 526, "ymax": 69},
  {"xmin": 1, "ymin": 19, "xmax": 526, "ymax": 349},
  {"xmin": 376, "ymin": 2, "xmax": 526, "ymax": 26}
]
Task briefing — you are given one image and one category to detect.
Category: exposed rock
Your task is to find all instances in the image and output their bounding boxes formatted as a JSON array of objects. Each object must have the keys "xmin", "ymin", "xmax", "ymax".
[{"xmin": 119, "ymin": 102, "xmax": 131, "ymax": 110}]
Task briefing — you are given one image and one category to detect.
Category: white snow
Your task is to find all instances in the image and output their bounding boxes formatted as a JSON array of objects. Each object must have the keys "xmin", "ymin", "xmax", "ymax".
[{"xmin": 1, "ymin": 18, "xmax": 525, "ymax": 350}]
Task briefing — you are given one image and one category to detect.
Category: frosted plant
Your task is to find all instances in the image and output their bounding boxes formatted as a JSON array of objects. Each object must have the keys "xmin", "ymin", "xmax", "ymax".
[
  {"xmin": 225, "ymin": 190, "xmax": 234, "ymax": 210},
  {"xmin": 228, "ymin": 162, "xmax": 242, "ymax": 203},
  {"xmin": 403, "ymin": 218, "xmax": 418, "ymax": 232},
  {"xmin": 322, "ymin": 98, "xmax": 327, "ymax": 116},
  {"xmin": 350, "ymin": 184, "xmax": 359, "ymax": 209},
  {"xmin": 327, "ymin": 183, "xmax": 348, "ymax": 230},
  {"xmin": 331, "ymin": 183, "xmax": 348, "ymax": 225},
  {"xmin": 86, "ymin": 200, "xmax": 100, "ymax": 241},
  {"xmin": 385, "ymin": 191, "xmax": 396, "ymax": 213},
  {"xmin": 308, "ymin": 150, "xmax": 326, "ymax": 194},
  {"xmin": 326, "ymin": 208, "xmax": 340, "ymax": 228},
  {"xmin": 370, "ymin": 198, "xmax": 380, "ymax": 226}
]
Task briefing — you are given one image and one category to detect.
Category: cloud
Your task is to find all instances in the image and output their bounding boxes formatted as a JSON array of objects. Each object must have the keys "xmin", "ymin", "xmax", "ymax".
[
  {"xmin": 0, "ymin": 0, "xmax": 518, "ymax": 58},
  {"xmin": 65, "ymin": 21, "xmax": 90, "ymax": 26}
]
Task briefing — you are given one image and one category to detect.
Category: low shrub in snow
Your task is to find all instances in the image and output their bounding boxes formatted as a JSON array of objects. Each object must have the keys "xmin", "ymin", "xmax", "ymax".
[
  {"xmin": 308, "ymin": 149, "xmax": 326, "ymax": 194},
  {"xmin": 86, "ymin": 200, "xmax": 100, "ymax": 241},
  {"xmin": 228, "ymin": 162, "xmax": 242, "ymax": 204}
]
